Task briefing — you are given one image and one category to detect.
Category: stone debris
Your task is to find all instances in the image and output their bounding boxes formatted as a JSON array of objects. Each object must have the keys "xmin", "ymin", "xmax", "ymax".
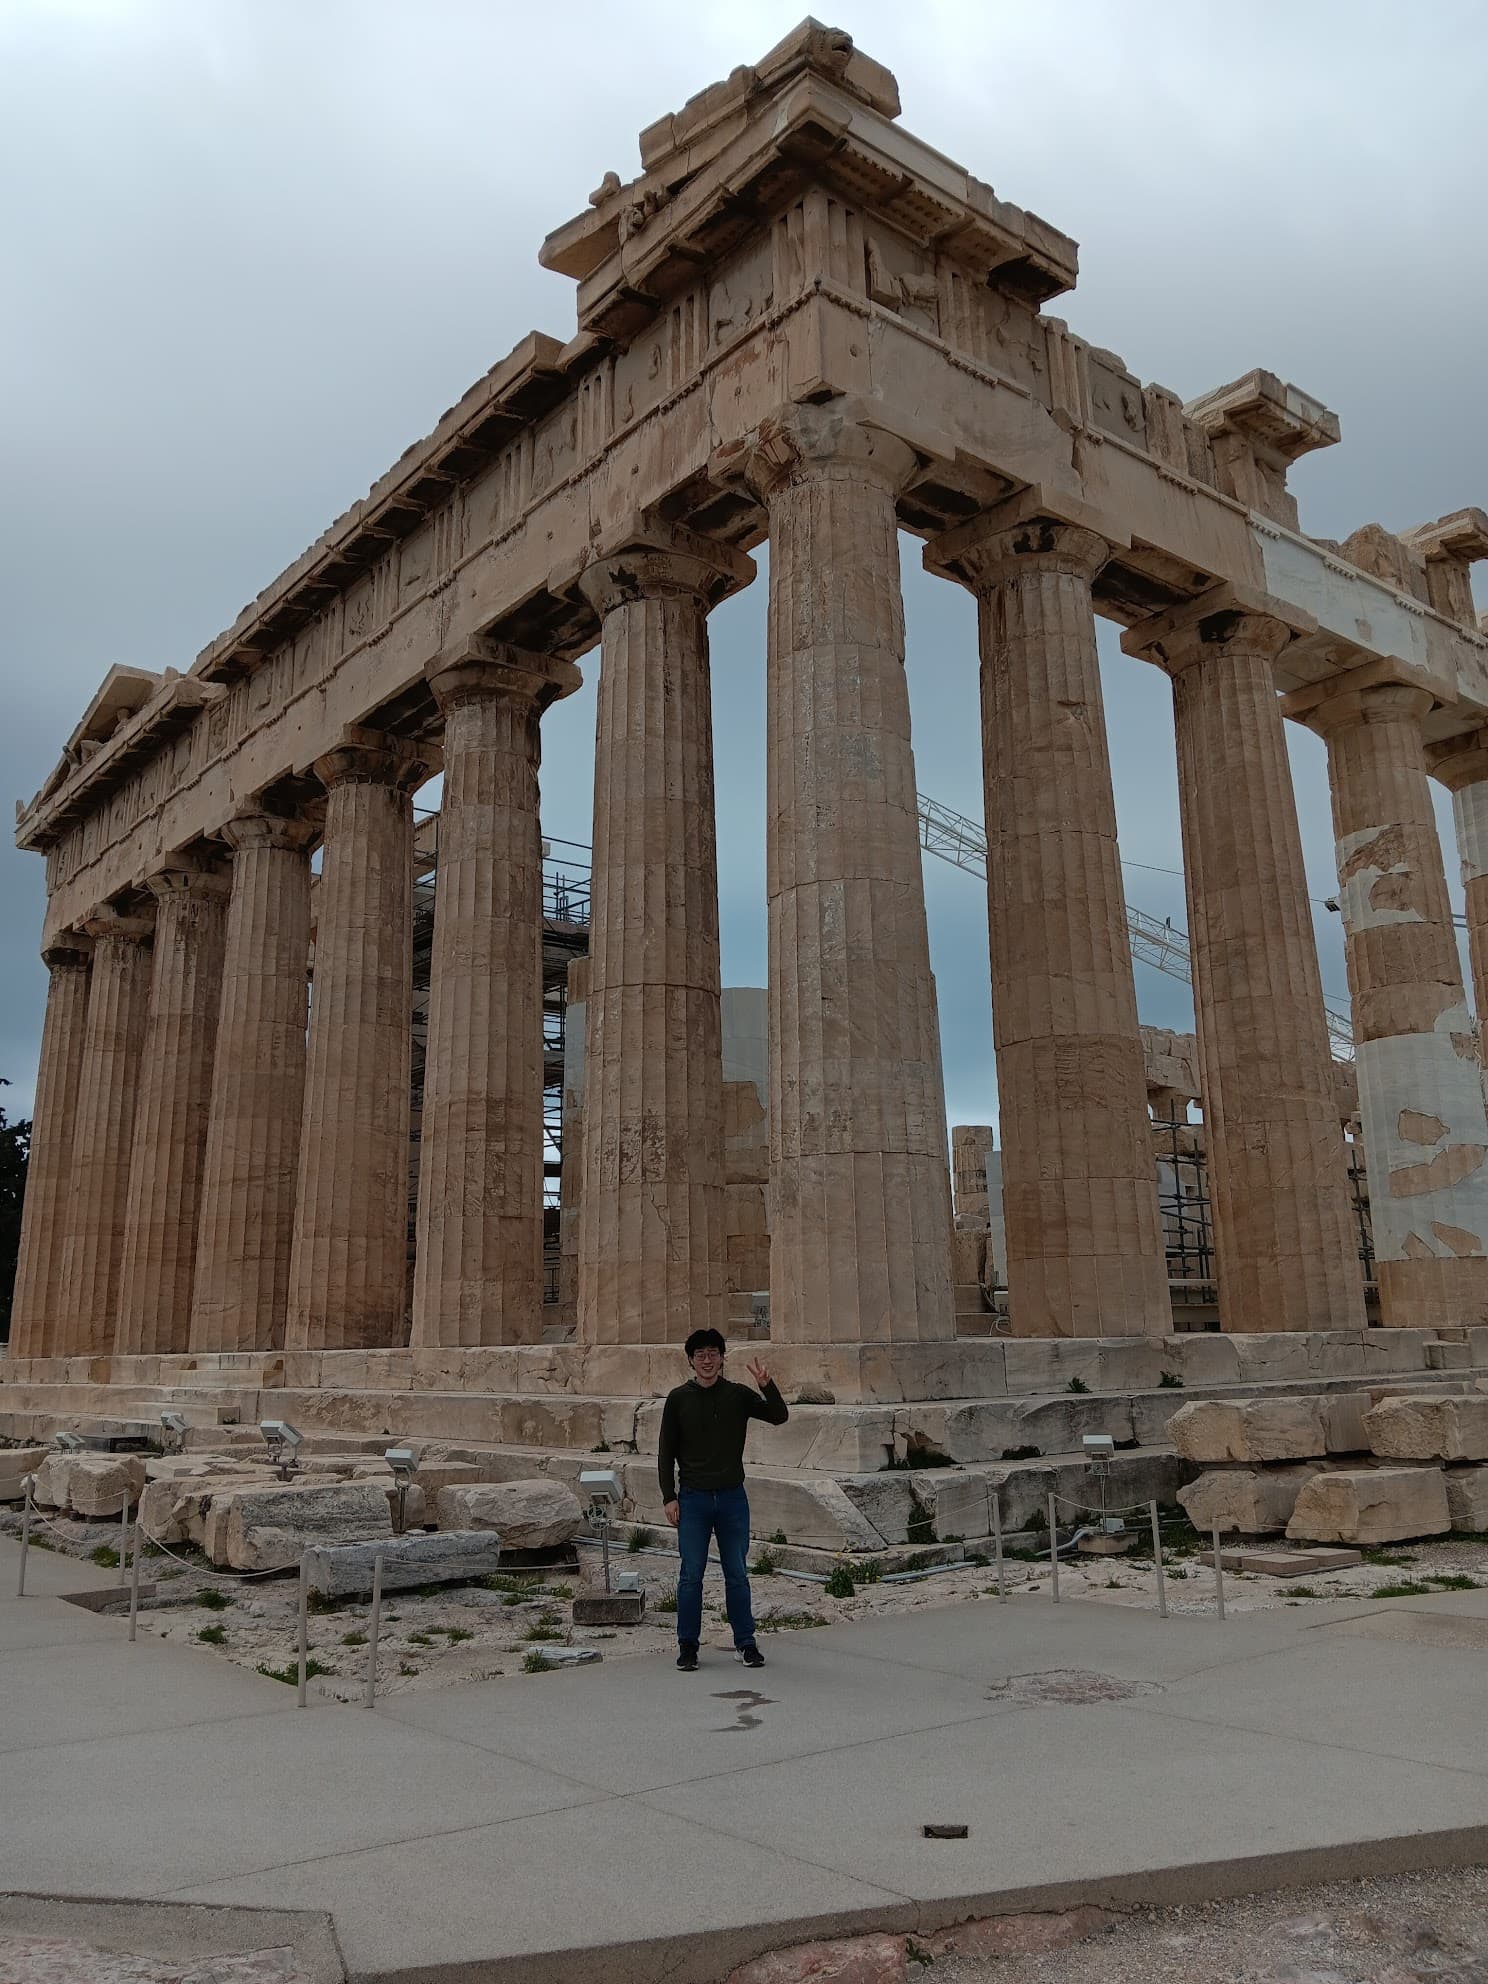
[
  {"xmin": 434, "ymin": 1478, "xmax": 582, "ymax": 1548},
  {"xmin": 209, "ymin": 1480, "xmax": 393, "ymax": 1571},
  {"xmin": 1365, "ymin": 1394, "xmax": 1488, "ymax": 1462},
  {"xmin": 1445, "ymin": 1464, "xmax": 1488, "ymax": 1532},
  {"xmin": 1177, "ymin": 1464, "xmax": 1314, "ymax": 1534},
  {"xmin": 1168, "ymin": 1397, "xmax": 1327, "ymax": 1464},
  {"xmin": 0, "ymin": 1445, "xmax": 50, "ymax": 1498},
  {"xmin": 301, "ymin": 1529, "xmax": 504, "ymax": 1598},
  {"xmin": 1287, "ymin": 1467, "xmax": 1451, "ymax": 1545},
  {"xmin": 30, "ymin": 1452, "xmax": 147, "ymax": 1518}
]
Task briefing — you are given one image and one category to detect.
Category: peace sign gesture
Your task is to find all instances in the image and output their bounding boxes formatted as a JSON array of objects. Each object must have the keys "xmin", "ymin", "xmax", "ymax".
[{"xmin": 746, "ymin": 1357, "xmax": 771, "ymax": 1391}]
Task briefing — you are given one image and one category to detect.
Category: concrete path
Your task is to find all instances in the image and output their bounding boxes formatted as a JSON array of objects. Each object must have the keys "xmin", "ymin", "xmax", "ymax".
[{"xmin": 4, "ymin": 1538, "xmax": 1487, "ymax": 1984}]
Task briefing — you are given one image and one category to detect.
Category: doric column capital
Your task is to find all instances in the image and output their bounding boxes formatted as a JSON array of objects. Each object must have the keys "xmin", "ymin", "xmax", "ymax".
[
  {"xmin": 578, "ymin": 525, "xmax": 754, "ymax": 617},
  {"xmin": 219, "ymin": 809, "xmax": 319, "ymax": 857},
  {"xmin": 1281, "ymin": 662, "xmax": 1436, "ymax": 743},
  {"xmin": 80, "ymin": 905, "xmax": 155, "ymax": 946},
  {"xmin": 143, "ymin": 852, "xmax": 232, "ymax": 906},
  {"xmin": 1427, "ymin": 728, "xmax": 1488, "ymax": 793},
  {"xmin": 425, "ymin": 635, "xmax": 581, "ymax": 716},
  {"xmin": 713, "ymin": 397, "xmax": 919, "ymax": 502},
  {"xmin": 40, "ymin": 935, "xmax": 92, "ymax": 973},
  {"xmin": 310, "ymin": 724, "xmax": 439, "ymax": 796},
  {"xmin": 1121, "ymin": 588, "xmax": 1295, "ymax": 676},
  {"xmin": 925, "ymin": 491, "xmax": 1118, "ymax": 592}
]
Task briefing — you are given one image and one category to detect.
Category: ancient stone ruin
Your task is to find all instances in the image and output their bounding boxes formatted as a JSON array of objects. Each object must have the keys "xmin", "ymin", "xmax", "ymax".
[{"xmin": 9, "ymin": 22, "xmax": 1488, "ymax": 1551}]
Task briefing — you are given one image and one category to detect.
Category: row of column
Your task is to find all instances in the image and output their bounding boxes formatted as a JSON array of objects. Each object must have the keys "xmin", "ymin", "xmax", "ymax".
[{"xmin": 14, "ymin": 400, "xmax": 1488, "ymax": 1358}]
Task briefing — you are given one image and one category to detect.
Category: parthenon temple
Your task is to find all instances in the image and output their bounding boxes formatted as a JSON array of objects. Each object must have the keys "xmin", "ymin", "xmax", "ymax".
[{"xmin": 9, "ymin": 22, "xmax": 1488, "ymax": 1543}]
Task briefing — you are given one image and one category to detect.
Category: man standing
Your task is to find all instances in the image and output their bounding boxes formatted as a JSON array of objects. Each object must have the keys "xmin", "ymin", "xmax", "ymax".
[{"xmin": 659, "ymin": 1327, "xmax": 789, "ymax": 1672}]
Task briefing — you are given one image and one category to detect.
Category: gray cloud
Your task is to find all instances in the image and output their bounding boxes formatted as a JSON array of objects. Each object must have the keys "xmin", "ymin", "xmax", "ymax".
[{"xmin": 3, "ymin": 0, "xmax": 1483, "ymax": 1139}]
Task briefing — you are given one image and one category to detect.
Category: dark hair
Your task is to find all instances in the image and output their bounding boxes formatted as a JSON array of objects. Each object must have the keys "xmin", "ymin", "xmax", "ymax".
[{"xmin": 685, "ymin": 1328, "xmax": 727, "ymax": 1360}]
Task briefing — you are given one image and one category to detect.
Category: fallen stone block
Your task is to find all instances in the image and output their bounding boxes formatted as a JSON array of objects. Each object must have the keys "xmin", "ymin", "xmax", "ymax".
[
  {"xmin": 571, "ymin": 1590, "xmax": 646, "ymax": 1625},
  {"xmin": 1177, "ymin": 1465, "xmax": 1314, "ymax": 1535},
  {"xmin": 1199, "ymin": 1546, "xmax": 1362, "ymax": 1576},
  {"xmin": 301, "ymin": 1529, "xmax": 503, "ymax": 1598},
  {"xmin": 1445, "ymin": 1465, "xmax": 1488, "ymax": 1532},
  {"xmin": 0, "ymin": 1446, "xmax": 49, "ymax": 1499},
  {"xmin": 29, "ymin": 1451, "xmax": 147, "ymax": 1517},
  {"xmin": 435, "ymin": 1478, "xmax": 582, "ymax": 1549},
  {"xmin": 1286, "ymin": 1467, "xmax": 1450, "ymax": 1545},
  {"xmin": 1169, "ymin": 1398, "xmax": 1327, "ymax": 1464},
  {"xmin": 1365, "ymin": 1395, "xmax": 1488, "ymax": 1463},
  {"xmin": 1322, "ymin": 1391, "xmax": 1372, "ymax": 1455},
  {"xmin": 212, "ymin": 1481, "xmax": 393, "ymax": 1571}
]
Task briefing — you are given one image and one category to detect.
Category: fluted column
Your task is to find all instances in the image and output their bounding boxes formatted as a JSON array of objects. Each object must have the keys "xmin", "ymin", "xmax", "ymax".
[
  {"xmin": 1289, "ymin": 675, "xmax": 1488, "ymax": 1325},
  {"xmin": 114, "ymin": 858, "xmax": 230, "ymax": 1356},
  {"xmin": 412, "ymin": 641, "xmax": 578, "ymax": 1348},
  {"xmin": 286, "ymin": 729, "xmax": 433, "ymax": 1352},
  {"xmin": 748, "ymin": 402, "xmax": 955, "ymax": 1345},
  {"xmin": 190, "ymin": 812, "xmax": 314, "ymax": 1352},
  {"xmin": 1427, "ymin": 730, "xmax": 1488, "ymax": 1034},
  {"xmin": 58, "ymin": 907, "xmax": 155, "ymax": 1355},
  {"xmin": 574, "ymin": 531, "xmax": 749, "ymax": 1345},
  {"xmin": 1128, "ymin": 601, "xmax": 1362, "ymax": 1332},
  {"xmin": 8, "ymin": 938, "xmax": 92, "ymax": 1358},
  {"xmin": 928, "ymin": 507, "xmax": 1170, "ymax": 1338}
]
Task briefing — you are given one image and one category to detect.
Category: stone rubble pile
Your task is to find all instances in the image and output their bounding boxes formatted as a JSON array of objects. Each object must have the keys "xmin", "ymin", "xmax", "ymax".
[{"xmin": 1173, "ymin": 1392, "xmax": 1488, "ymax": 1544}]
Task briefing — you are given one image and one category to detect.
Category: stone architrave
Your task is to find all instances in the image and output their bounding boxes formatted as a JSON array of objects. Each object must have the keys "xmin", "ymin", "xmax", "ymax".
[
  {"xmin": 574, "ymin": 530, "xmax": 751, "ymax": 1345},
  {"xmin": 738, "ymin": 400, "xmax": 956, "ymax": 1346},
  {"xmin": 927, "ymin": 505, "xmax": 1170, "ymax": 1339},
  {"xmin": 58, "ymin": 907, "xmax": 155, "ymax": 1356},
  {"xmin": 1287, "ymin": 674, "xmax": 1488, "ymax": 1325},
  {"xmin": 287, "ymin": 729, "xmax": 434, "ymax": 1353},
  {"xmin": 1426, "ymin": 729, "xmax": 1488, "ymax": 1037},
  {"xmin": 1127, "ymin": 600, "xmax": 1363, "ymax": 1333},
  {"xmin": 190, "ymin": 811, "xmax": 315, "ymax": 1353},
  {"xmin": 411, "ymin": 641, "xmax": 579, "ymax": 1349},
  {"xmin": 7, "ymin": 938, "xmax": 91, "ymax": 1359},
  {"xmin": 114, "ymin": 858, "xmax": 230, "ymax": 1356}
]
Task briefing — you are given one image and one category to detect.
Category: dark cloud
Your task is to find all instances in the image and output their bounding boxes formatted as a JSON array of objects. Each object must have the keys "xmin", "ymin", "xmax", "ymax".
[{"xmin": 3, "ymin": 1, "xmax": 1482, "ymax": 1136}]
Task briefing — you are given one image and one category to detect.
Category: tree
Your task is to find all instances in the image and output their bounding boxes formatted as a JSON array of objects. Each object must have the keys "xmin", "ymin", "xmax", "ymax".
[{"xmin": 0, "ymin": 1080, "xmax": 31, "ymax": 1344}]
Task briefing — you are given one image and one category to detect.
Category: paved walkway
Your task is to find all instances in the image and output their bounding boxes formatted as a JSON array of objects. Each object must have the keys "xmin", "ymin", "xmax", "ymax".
[{"xmin": 4, "ymin": 1537, "xmax": 1487, "ymax": 1983}]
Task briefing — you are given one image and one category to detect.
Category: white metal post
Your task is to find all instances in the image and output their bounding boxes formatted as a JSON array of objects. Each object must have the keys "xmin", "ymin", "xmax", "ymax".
[
  {"xmin": 18, "ymin": 1477, "xmax": 33, "ymax": 1597},
  {"xmin": 117, "ymin": 1500, "xmax": 129, "ymax": 1585},
  {"xmin": 365, "ymin": 1551, "xmax": 385, "ymax": 1709},
  {"xmin": 1212, "ymin": 1524, "xmax": 1226, "ymax": 1620},
  {"xmin": 992, "ymin": 1492, "xmax": 1006, "ymax": 1603},
  {"xmin": 1150, "ymin": 1500, "xmax": 1167, "ymax": 1619},
  {"xmin": 1048, "ymin": 1492, "xmax": 1060, "ymax": 1604},
  {"xmin": 297, "ymin": 1556, "xmax": 310, "ymax": 1707},
  {"xmin": 128, "ymin": 1520, "xmax": 143, "ymax": 1641}
]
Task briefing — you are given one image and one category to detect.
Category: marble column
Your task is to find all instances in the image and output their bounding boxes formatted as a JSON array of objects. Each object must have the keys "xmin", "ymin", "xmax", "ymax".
[
  {"xmin": 58, "ymin": 907, "xmax": 155, "ymax": 1356},
  {"xmin": 8, "ymin": 938, "xmax": 92, "ymax": 1359},
  {"xmin": 749, "ymin": 402, "xmax": 955, "ymax": 1345},
  {"xmin": 928, "ymin": 508, "xmax": 1170, "ymax": 1338},
  {"xmin": 574, "ymin": 531, "xmax": 748, "ymax": 1345},
  {"xmin": 286, "ymin": 729, "xmax": 433, "ymax": 1353},
  {"xmin": 1427, "ymin": 730, "xmax": 1488, "ymax": 1033},
  {"xmin": 114, "ymin": 858, "xmax": 230, "ymax": 1356},
  {"xmin": 190, "ymin": 812, "xmax": 314, "ymax": 1353},
  {"xmin": 1289, "ymin": 675, "xmax": 1488, "ymax": 1326},
  {"xmin": 411, "ymin": 641, "xmax": 578, "ymax": 1349},
  {"xmin": 1130, "ymin": 601, "xmax": 1362, "ymax": 1332}
]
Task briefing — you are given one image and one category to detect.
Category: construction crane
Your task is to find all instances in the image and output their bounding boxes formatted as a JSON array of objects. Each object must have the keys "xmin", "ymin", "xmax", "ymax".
[{"xmin": 914, "ymin": 789, "xmax": 1356, "ymax": 1059}]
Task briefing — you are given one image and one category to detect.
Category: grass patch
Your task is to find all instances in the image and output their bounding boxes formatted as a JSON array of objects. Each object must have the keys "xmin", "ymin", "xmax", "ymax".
[
  {"xmin": 858, "ymin": 1556, "xmax": 885, "ymax": 1583},
  {"xmin": 196, "ymin": 1623, "xmax": 227, "ymax": 1645},
  {"xmin": 824, "ymin": 1563, "xmax": 855, "ymax": 1599},
  {"xmin": 1282, "ymin": 1585, "xmax": 1318, "ymax": 1598},
  {"xmin": 256, "ymin": 1658, "xmax": 334, "ymax": 1685},
  {"xmin": 627, "ymin": 1526, "xmax": 655, "ymax": 1553},
  {"xmin": 656, "ymin": 1587, "xmax": 679, "ymax": 1615},
  {"xmin": 407, "ymin": 1630, "xmax": 436, "ymax": 1646},
  {"xmin": 1158, "ymin": 1371, "xmax": 1184, "ymax": 1388},
  {"xmin": 770, "ymin": 1529, "xmax": 787, "ymax": 1546},
  {"xmin": 755, "ymin": 1611, "xmax": 828, "ymax": 1632},
  {"xmin": 1371, "ymin": 1580, "xmax": 1435, "ymax": 1598},
  {"xmin": 750, "ymin": 1549, "xmax": 777, "ymax": 1576},
  {"xmin": 1361, "ymin": 1549, "xmax": 1416, "ymax": 1568},
  {"xmin": 524, "ymin": 1625, "xmax": 566, "ymax": 1643},
  {"xmin": 1427, "ymin": 1572, "xmax": 1480, "ymax": 1591},
  {"xmin": 523, "ymin": 1650, "xmax": 555, "ymax": 1673},
  {"xmin": 1065, "ymin": 1377, "xmax": 1090, "ymax": 1394},
  {"xmin": 88, "ymin": 1545, "xmax": 120, "ymax": 1568},
  {"xmin": 194, "ymin": 1587, "xmax": 231, "ymax": 1611},
  {"xmin": 441, "ymin": 1625, "xmax": 475, "ymax": 1641},
  {"xmin": 341, "ymin": 1630, "xmax": 368, "ymax": 1647}
]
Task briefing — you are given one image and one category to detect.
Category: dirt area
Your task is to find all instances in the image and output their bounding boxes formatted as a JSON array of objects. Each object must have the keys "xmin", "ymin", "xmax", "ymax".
[
  {"xmin": 8, "ymin": 1493, "xmax": 1488, "ymax": 1701},
  {"xmin": 932, "ymin": 1865, "xmax": 1488, "ymax": 1982}
]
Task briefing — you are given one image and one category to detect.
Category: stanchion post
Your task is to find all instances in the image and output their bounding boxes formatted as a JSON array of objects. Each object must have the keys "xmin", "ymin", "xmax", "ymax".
[
  {"xmin": 1047, "ymin": 1492, "xmax": 1060, "ymax": 1604},
  {"xmin": 128, "ymin": 1520, "xmax": 143, "ymax": 1642},
  {"xmin": 992, "ymin": 1492, "xmax": 1006, "ymax": 1603},
  {"xmin": 118, "ymin": 1500, "xmax": 129, "ymax": 1586},
  {"xmin": 297, "ymin": 1556, "xmax": 310, "ymax": 1708},
  {"xmin": 18, "ymin": 1476, "xmax": 33, "ymax": 1597},
  {"xmin": 1212, "ymin": 1524, "xmax": 1226, "ymax": 1620},
  {"xmin": 365, "ymin": 1551, "xmax": 385, "ymax": 1709},
  {"xmin": 1150, "ymin": 1500, "xmax": 1167, "ymax": 1619}
]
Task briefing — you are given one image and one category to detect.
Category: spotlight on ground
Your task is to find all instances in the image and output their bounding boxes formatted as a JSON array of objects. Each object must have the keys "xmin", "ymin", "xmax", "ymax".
[{"xmin": 259, "ymin": 1419, "xmax": 303, "ymax": 1478}]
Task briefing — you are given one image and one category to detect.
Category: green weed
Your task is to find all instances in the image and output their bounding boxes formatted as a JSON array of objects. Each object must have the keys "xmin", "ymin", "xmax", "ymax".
[
  {"xmin": 824, "ymin": 1563, "xmax": 855, "ymax": 1599},
  {"xmin": 256, "ymin": 1658, "xmax": 334, "ymax": 1685},
  {"xmin": 194, "ymin": 1587, "xmax": 231, "ymax": 1610},
  {"xmin": 196, "ymin": 1623, "xmax": 227, "ymax": 1645}
]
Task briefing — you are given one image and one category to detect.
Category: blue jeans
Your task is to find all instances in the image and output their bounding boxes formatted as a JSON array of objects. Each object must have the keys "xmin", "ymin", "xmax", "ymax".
[{"xmin": 676, "ymin": 1485, "xmax": 755, "ymax": 1648}]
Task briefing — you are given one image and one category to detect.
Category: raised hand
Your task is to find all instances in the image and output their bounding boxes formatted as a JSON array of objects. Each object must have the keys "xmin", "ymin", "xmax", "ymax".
[{"xmin": 746, "ymin": 1357, "xmax": 771, "ymax": 1390}]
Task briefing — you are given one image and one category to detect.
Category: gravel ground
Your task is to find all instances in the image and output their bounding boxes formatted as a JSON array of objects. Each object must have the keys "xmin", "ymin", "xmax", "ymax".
[
  {"xmin": 932, "ymin": 1865, "xmax": 1488, "ymax": 1982},
  {"xmin": 8, "ymin": 1495, "xmax": 1488, "ymax": 1701}
]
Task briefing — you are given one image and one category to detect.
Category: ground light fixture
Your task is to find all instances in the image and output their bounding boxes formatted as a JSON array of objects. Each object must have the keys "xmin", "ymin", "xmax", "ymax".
[
  {"xmin": 385, "ymin": 1446, "xmax": 420, "ymax": 1530},
  {"xmin": 52, "ymin": 1430, "xmax": 84, "ymax": 1452},
  {"xmin": 259, "ymin": 1419, "xmax": 303, "ymax": 1478},
  {"xmin": 579, "ymin": 1469, "xmax": 622, "ymax": 1592},
  {"xmin": 160, "ymin": 1411, "xmax": 188, "ymax": 1452}
]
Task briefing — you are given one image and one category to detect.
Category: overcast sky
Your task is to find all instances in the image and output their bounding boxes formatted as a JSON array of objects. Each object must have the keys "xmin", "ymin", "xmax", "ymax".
[{"xmin": 3, "ymin": 0, "xmax": 1485, "ymax": 1136}]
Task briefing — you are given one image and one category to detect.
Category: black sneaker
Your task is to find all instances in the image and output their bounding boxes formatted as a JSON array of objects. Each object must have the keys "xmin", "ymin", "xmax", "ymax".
[
  {"xmin": 736, "ymin": 1642, "xmax": 765, "ymax": 1669},
  {"xmin": 676, "ymin": 1643, "xmax": 699, "ymax": 1672}
]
